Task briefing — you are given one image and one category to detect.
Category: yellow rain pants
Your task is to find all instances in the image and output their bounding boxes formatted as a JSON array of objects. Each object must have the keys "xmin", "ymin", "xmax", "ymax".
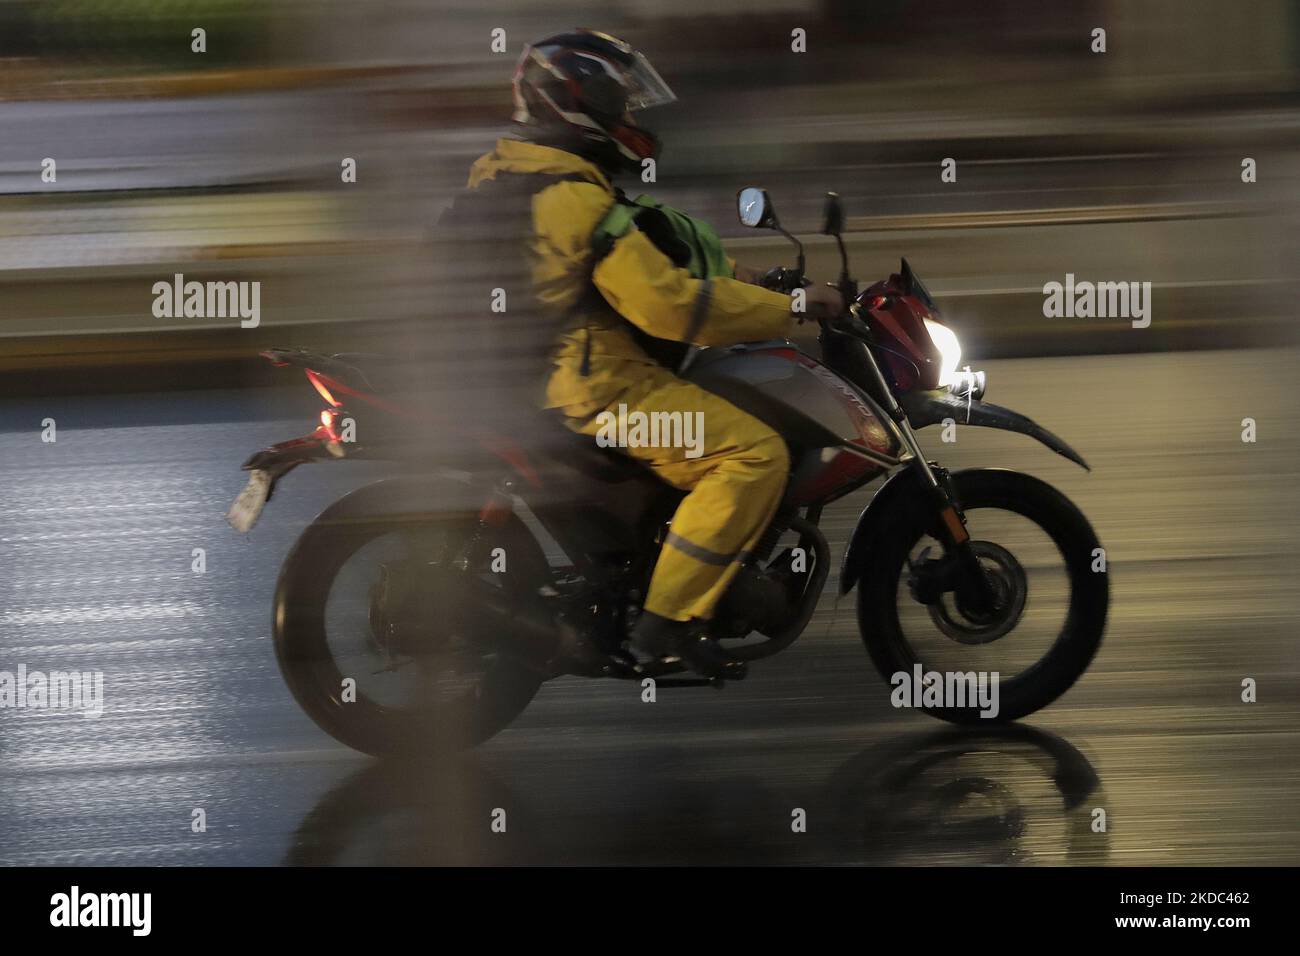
[{"xmin": 569, "ymin": 365, "xmax": 790, "ymax": 621}]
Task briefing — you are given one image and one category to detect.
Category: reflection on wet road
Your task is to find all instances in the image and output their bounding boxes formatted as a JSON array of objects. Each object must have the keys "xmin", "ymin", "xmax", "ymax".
[
  {"xmin": 287, "ymin": 725, "xmax": 1107, "ymax": 866},
  {"xmin": 0, "ymin": 350, "xmax": 1297, "ymax": 865}
]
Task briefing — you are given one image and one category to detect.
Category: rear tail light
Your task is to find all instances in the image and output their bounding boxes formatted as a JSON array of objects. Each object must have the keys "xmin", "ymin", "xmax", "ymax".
[
  {"xmin": 306, "ymin": 369, "xmax": 341, "ymax": 407},
  {"xmin": 319, "ymin": 407, "xmax": 342, "ymax": 441}
]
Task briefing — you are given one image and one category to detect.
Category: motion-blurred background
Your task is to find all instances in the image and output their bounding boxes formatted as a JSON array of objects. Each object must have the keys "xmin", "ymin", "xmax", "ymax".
[
  {"xmin": 1, "ymin": 0, "xmax": 1296, "ymax": 385},
  {"xmin": 0, "ymin": 1, "xmax": 1296, "ymax": 865}
]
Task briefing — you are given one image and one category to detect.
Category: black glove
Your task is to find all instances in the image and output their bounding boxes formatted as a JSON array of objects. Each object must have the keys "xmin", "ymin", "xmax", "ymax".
[{"xmin": 759, "ymin": 266, "xmax": 809, "ymax": 294}]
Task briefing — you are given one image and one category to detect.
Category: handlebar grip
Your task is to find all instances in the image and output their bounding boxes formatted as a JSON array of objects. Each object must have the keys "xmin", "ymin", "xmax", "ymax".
[{"xmin": 760, "ymin": 266, "xmax": 806, "ymax": 294}]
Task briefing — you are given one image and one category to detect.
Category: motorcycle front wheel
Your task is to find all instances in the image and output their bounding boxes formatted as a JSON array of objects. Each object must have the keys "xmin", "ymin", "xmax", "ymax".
[{"xmin": 857, "ymin": 468, "xmax": 1108, "ymax": 723}]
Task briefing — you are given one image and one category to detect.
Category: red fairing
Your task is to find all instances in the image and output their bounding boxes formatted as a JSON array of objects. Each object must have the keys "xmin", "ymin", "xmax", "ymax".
[
  {"xmin": 792, "ymin": 353, "xmax": 895, "ymax": 456},
  {"xmin": 786, "ymin": 447, "xmax": 881, "ymax": 506},
  {"xmin": 857, "ymin": 277, "xmax": 943, "ymax": 391}
]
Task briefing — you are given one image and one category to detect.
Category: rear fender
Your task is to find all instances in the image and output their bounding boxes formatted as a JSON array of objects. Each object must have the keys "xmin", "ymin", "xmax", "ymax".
[
  {"xmin": 241, "ymin": 426, "xmax": 346, "ymax": 502},
  {"xmin": 305, "ymin": 475, "xmax": 494, "ymax": 527}
]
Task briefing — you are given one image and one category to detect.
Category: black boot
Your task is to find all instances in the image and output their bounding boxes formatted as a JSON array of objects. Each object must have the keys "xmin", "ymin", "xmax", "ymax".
[
  {"xmin": 629, "ymin": 611, "xmax": 747, "ymax": 680},
  {"xmin": 629, "ymin": 610, "xmax": 692, "ymax": 659}
]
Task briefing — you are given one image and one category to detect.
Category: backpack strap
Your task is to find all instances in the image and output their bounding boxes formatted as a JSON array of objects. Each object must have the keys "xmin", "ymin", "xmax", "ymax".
[{"xmin": 590, "ymin": 190, "xmax": 642, "ymax": 259}]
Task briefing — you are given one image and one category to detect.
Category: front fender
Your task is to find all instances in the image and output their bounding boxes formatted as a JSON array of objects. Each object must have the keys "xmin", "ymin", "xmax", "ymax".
[
  {"xmin": 900, "ymin": 391, "xmax": 1089, "ymax": 471},
  {"xmin": 838, "ymin": 467, "xmax": 926, "ymax": 595}
]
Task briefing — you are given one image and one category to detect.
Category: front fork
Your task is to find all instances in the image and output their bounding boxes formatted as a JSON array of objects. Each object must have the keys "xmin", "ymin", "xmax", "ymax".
[
  {"xmin": 920, "ymin": 464, "xmax": 997, "ymax": 615},
  {"xmin": 892, "ymin": 421, "xmax": 995, "ymax": 615}
]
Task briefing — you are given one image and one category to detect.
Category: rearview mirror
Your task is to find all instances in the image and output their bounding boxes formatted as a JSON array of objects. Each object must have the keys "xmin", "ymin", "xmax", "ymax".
[
  {"xmin": 737, "ymin": 187, "xmax": 776, "ymax": 229},
  {"xmin": 822, "ymin": 192, "xmax": 844, "ymax": 237}
]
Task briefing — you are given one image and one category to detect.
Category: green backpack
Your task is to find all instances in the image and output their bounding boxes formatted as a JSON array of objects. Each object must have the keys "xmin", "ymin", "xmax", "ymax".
[{"xmin": 591, "ymin": 192, "xmax": 734, "ymax": 280}]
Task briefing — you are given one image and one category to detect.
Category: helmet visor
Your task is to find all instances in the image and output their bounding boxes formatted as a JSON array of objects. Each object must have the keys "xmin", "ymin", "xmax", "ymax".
[{"xmin": 622, "ymin": 51, "xmax": 677, "ymax": 112}]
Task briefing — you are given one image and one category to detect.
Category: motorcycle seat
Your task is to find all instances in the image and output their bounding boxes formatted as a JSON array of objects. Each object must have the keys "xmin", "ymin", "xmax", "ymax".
[{"xmin": 527, "ymin": 412, "xmax": 650, "ymax": 484}]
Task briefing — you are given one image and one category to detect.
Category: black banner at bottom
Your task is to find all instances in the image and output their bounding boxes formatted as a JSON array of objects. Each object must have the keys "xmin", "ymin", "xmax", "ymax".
[{"xmin": 0, "ymin": 865, "xmax": 1282, "ymax": 941}]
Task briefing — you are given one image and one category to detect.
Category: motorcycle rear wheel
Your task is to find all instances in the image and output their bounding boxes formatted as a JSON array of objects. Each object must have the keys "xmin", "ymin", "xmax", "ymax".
[
  {"xmin": 273, "ymin": 509, "xmax": 548, "ymax": 756},
  {"xmin": 857, "ymin": 468, "xmax": 1108, "ymax": 723}
]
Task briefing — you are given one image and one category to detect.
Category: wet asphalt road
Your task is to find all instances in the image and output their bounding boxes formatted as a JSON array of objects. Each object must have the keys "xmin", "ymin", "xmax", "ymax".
[{"xmin": 0, "ymin": 348, "xmax": 1297, "ymax": 866}]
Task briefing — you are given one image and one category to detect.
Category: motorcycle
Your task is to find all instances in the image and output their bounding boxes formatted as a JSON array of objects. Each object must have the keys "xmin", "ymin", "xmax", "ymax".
[{"xmin": 228, "ymin": 188, "xmax": 1108, "ymax": 756}]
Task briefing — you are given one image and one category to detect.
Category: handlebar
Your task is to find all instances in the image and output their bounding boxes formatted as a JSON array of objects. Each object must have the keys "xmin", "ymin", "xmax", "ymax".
[
  {"xmin": 758, "ymin": 265, "xmax": 810, "ymax": 294},
  {"xmin": 756, "ymin": 264, "xmax": 869, "ymax": 339}
]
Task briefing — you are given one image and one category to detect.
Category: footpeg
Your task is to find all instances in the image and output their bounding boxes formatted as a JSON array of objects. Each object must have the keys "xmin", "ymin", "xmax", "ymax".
[{"xmin": 679, "ymin": 635, "xmax": 748, "ymax": 681}]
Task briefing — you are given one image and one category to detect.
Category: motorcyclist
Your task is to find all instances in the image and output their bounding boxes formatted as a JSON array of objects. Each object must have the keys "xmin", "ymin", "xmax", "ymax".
[{"xmin": 457, "ymin": 29, "xmax": 844, "ymax": 673}]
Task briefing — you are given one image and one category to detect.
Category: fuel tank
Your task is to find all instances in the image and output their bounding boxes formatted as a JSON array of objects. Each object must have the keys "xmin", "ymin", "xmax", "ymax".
[{"xmin": 684, "ymin": 341, "xmax": 900, "ymax": 505}]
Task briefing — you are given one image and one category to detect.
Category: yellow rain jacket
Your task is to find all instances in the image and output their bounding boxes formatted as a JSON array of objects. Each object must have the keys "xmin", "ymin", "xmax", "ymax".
[{"xmin": 466, "ymin": 139, "xmax": 794, "ymax": 415}]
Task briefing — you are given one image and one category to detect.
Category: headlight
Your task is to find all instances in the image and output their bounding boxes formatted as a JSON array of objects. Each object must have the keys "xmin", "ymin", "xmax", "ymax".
[{"xmin": 922, "ymin": 318, "xmax": 962, "ymax": 387}]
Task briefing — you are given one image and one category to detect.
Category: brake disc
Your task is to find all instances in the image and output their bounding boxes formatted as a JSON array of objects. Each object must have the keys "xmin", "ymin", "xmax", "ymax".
[{"xmin": 927, "ymin": 541, "xmax": 1028, "ymax": 646}]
